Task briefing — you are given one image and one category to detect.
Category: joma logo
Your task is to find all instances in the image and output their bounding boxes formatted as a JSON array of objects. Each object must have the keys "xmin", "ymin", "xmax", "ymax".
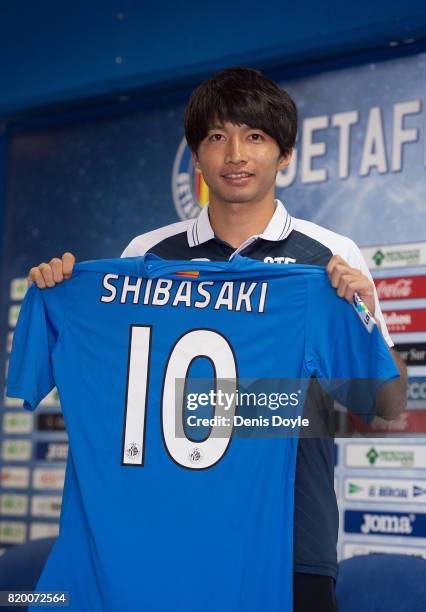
[{"xmin": 361, "ymin": 513, "xmax": 414, "ymax": 534}]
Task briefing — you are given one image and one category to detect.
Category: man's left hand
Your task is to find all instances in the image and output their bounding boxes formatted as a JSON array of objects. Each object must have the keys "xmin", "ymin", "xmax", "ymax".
[{"xmin": 326, "ymin": 254, "xmax": 376, "ymax": 316}]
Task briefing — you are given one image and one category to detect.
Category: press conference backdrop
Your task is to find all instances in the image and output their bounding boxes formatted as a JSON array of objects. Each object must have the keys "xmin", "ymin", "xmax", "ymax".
[{"xmin": 1, "ymin": 52, "xmax": 426, "ymax": 559}]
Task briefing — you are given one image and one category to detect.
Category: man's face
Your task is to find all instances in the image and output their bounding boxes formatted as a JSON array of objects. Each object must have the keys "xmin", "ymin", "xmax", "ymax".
[{"xmin": 193, "ymin": 120, "xmax": 291, "ymax": 206}]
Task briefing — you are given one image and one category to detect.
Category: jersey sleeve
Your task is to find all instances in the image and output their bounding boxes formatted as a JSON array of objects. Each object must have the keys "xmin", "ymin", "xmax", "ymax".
[
  {"xmin": 6, "ymin": 285, "xmax": 63, "ymax": 411},
  {"xmin": 305, "ymin": 275, "xmax": 400, "ymax": 423}
]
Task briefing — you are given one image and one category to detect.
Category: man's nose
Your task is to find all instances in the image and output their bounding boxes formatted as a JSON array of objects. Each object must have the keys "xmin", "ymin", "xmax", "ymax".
[{"xmin": 224, "ymin": 136, "xmax": 247, "ymax": 164}]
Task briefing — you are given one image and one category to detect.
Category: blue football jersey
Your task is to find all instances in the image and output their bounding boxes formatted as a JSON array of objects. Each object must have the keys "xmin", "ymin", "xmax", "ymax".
[{"xmin": 7, "ymin": 255, "xmax": 399, "ymax": 612}]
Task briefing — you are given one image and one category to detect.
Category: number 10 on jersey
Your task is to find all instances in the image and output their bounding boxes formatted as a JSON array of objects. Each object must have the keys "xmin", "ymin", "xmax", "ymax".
[{"xmin": 122, "ymin": 325, "xmax": 238, "ymax": 470}]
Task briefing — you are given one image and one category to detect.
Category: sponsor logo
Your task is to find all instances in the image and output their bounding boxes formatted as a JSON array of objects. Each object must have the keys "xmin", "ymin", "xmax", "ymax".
[
  {"xmin": 32, "ymin": 468, "xmax": 65, "ymax": 490},
  {"xmin": 407, "ymin": 378, "xmax": 426, "ymax": 402},
  {"xmin": 29, "ymin": 522, "xmax": 59, "ymax": 541},
  {"xmin": 345, "ymin": 478, "xmax": 426, "ymax": 503},
  {"xmin": 35, "ymin": 442, "xmax": 68, "ymax": 462},
  {"xmin": 361, "ymin": 513, "xmax": 414, "ymax": 535},
  {"xmin": 172, "ymin": 138, "xmax": 207, "ymax": 220},
  {"xmin": 1, "ymin": 439, "xmax": 32, "ymax": 462},
  {"xmin": 395, "ymin": 343, "xmax": 426, "ymax": 366},
  {"xmin": 0, "ymin": 494, "xmax": 28, "ymax": 516},
  {"xmin": 366, "ymin": 447, "xmax": 379, "ymax": 464},
  {"xmin": 263, "ymin": 256, "xmax": 297, "ymax": 264},
  {"xmin": 0, "ymin": 467, "xmax": 30, "ymax": 489},
  {"xmin": 347, "ymin": 482, "xmax": 363, "ymax": 495},
  {"xmin": 3, "ymin": 394, "xmax": 22, "ymax": 407},
  {"xmin": 8, "ymin": 305, "xmax": 20, "ymax": 328},
  {"xmin": 40, "ymin": 387, "xmax": 60, "ymax": 408},
  {"xmin": 31, "ymin": 496, "xmax": 62, "ymax": 518},
  {"xmin": 372, "ymin": 248, "xmax": 421, "ymax": 267},
  {"xmin": 37, "ymin": 412, "xmax": 66, "ymax": 432},
  {"xmin": 362, "ymin": 243, "xmax": 426, "ymax": 269},
  {"xmin": 345, "ymin": 444, "xmax": 426, "ymax": 468},
  {"xmin": 383, "ymin": 309, "xmax": 426, "ymax": 333},
  {"xmin": 375, "ymin": 276, "xmax": 426, "ymax": 300},
  {"xmin": 0, "ymin": 521, "xmax": 26, "ymax": 544},
  {"xmin": 345, "ymin": 510, "xmax": 426, "ymax": 537},
  {"xmin": 373, "ymin": 250, "xmax": 385, "ymax": 266},
  {"xmin": 6, "ymin": 331, "xmax": 13, "ymax": 353},
  {"xmin": 343, "ymin": 543, "xmax": 426, "ymax": 560},
  {"xmin": 368, "ymin": 410, "xmax": 426, "ymax": 433},
  {"xmin": 2, "ymin": 412, "xmax": 32, "ymax": 434},
  {"xmin": 10, "ymin": 278, "xmax": 28, "ymax": 301}
]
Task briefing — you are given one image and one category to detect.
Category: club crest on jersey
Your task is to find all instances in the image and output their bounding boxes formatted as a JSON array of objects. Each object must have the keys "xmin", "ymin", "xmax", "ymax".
[
  {"xmin": 125, "ymin": 442, "xmax": 141, "ymax": 461},
  {"xmin": 189, "ymin": 447, "xmax": 203, "ymax": 464},
  {"xmin": 172, "ymin": 138, "xmax": 207, "ymax": 220}
]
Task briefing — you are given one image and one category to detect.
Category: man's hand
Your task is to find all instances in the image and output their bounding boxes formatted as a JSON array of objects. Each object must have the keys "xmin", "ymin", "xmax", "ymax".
[
  {"xmin": 326, "ymin": 254, "xmax": 375, "ymax": 316},
  {"xmin": 327, "ymin": 254, "xmax": 407, "ymax": 421},
  {"xmin": 27, "ymin": 252, "xmax": 76, "ymax": 288}
]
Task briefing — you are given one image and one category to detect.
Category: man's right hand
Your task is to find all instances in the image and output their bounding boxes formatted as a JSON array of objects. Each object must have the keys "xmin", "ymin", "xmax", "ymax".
[{"xmin": 27, "ymin": 252, "xmax": 76, "ymax": 288}]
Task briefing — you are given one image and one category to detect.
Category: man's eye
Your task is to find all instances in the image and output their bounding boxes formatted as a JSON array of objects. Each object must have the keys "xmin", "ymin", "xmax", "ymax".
[
  {"xmin": 249, "ymin": 133, "xmax": 264, "ymax": 141},
  {"xmin": 209, "ymin": 134, "xmax": 224, "ymax": 141}
]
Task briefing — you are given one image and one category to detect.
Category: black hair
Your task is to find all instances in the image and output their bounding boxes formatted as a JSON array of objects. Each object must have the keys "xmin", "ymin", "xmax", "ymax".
[{"xmin": 184, "ymin": 66, "xmax": 297, "ymax": 157}]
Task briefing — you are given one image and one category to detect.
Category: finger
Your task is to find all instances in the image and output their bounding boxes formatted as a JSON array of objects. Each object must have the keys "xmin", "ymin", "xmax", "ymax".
[
  {"xmin": 336, "ymin": 278, "xmax": 350, "ymax": 298},
  {"xmin": 330, "ymin": 264, "xmax": 364, "ymax": 289},
  {"xmin": 27, "ymin": 267, "xmax": 46, "ymax": 289},
  {"xmin": 39, "ymin": 263, "xmax": 55, "ymax": 288},
  {"xmin": 345, "ymin": 280, "xmax": 374, "ymax": 304},
  {"xmin": 335, "ymin": 272, "xmax": 365, "ymax": 298},
  {"xmin": 343, "ymin": 282, "xmax": 359, "ymax": 302},
  {"xmin": 326, "ymin": 254, "xmax": 344, "ymax": 276},
  {"xmin": 329, "ymin": 266, "xmax": 351, "ymax": 289},
  {"xmin": 62, "ymin": 252, "xmax": 75, "ymax": 279},
  {"xmin": 49, "ymin": 258, "xmax": 64, "ymax": 283}
]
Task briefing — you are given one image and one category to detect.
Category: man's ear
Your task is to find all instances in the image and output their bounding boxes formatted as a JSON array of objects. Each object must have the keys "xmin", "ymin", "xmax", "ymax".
[
  {"xmin": 192, "ymin": 151, "xmax": 200, "ymax": 167},
  {"xmin": 278, "ymin": 148, "xmax": 293, "ymax": 171}
]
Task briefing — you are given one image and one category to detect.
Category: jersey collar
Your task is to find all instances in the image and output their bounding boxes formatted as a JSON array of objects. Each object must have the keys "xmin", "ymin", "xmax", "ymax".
[{"xmin": 187, "ymin": 199, "xmax": 295, "ymax": 247}]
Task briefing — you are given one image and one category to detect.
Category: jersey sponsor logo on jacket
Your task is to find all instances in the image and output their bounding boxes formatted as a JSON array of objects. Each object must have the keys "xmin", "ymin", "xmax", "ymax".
[{"xmin": 263, "ymin": 256, "xmax": 297, "ymax": 264}]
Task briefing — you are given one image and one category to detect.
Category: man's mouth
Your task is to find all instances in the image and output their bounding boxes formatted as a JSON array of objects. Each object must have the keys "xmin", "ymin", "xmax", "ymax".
[{"xmin": 221, "ymin": 172, "xmax": 254, "ymax": 185}]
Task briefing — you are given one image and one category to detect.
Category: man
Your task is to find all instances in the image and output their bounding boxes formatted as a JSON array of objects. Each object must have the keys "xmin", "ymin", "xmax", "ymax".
[{"xmin": 28, "ymin": 66, "xmax": 407, "ymax": 611}]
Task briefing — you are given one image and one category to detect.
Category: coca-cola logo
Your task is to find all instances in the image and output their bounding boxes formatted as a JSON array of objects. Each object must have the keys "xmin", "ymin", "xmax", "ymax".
[
  {"xmin": 375, "ymin": 275, "xmax": 426, "ymax": 300},
  {"xmin": 376, "ymin": 279, "xmax": 413, "ymax": 299}
]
